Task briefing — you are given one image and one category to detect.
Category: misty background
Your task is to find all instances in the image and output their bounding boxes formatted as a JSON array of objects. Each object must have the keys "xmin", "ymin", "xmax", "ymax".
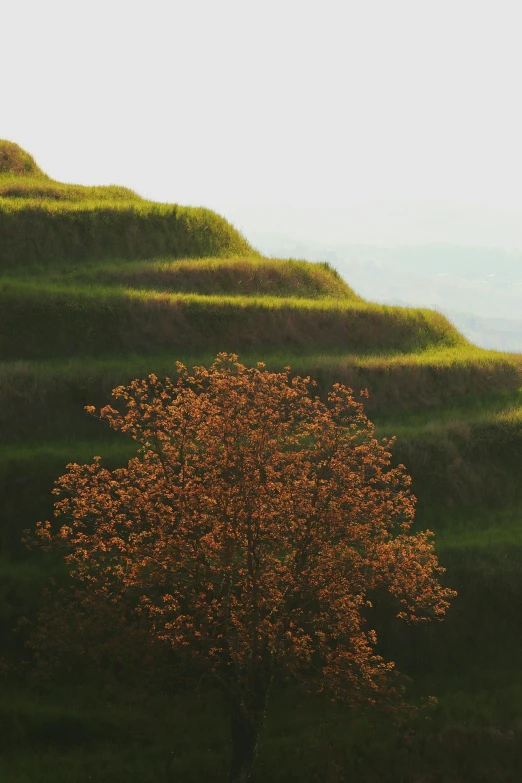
[{"xmin": 221, "ymin": 203, "xmax": 522, "ymax": 353}]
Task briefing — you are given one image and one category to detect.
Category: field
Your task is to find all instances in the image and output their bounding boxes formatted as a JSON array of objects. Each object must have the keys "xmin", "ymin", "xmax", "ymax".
[{"xmin": 2, "ymin": 140, "xmax": 522, "ymax": 781}]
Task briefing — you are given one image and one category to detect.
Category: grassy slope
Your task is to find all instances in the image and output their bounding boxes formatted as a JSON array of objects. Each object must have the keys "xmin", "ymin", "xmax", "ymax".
[
  {"xmin": 0, "ymin": 143, "xmax": 252, "ymax": 268},
  {"xmin": 2, "ymin": 140, "xmax": 522, "ymax": 781}
]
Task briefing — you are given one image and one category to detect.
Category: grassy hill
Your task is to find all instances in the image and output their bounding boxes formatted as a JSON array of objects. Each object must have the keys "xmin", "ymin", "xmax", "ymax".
[
  {"xmin": 2, "ymin": 140, "xmax": 522, "ymax": 782},
  {"xmin": 0, "ymin": 141, "xmax": 251, "ymax": 268}
]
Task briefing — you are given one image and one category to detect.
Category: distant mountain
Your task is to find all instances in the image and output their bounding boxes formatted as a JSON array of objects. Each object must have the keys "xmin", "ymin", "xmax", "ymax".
[{"xmin": 442, "ymin": 310, "xmax": 522, "ymax": 353}]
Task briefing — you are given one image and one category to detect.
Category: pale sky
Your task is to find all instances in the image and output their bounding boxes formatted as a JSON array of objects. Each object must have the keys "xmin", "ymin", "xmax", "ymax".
[{"xmin": 3, "ymin": 0, "xmax": 522, "ymax": 245}]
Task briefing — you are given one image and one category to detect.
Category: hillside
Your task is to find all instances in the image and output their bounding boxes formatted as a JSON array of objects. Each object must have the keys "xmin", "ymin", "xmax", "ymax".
[
  {"xmin": 0, "ymin": 141, "xmax": 252, "ymax": 267},
  {"xmin": 2, "ymin": 141, "xmax": 522, "ymax": 782}
]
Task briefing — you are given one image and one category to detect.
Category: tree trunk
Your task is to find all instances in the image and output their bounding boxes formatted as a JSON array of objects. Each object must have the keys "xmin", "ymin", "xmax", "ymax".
[
  {"xmin": 225, "ymin": 672, "xmax": 271, "ymax": 783},
  {"xmin": 227, "ymin": 697, "xmax": 264, "ymax": 783}
]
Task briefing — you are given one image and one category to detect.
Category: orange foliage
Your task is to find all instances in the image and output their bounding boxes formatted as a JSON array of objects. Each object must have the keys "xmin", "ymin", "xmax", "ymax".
[{"xmin": 28, "ymin": 353, "xmax": 455, "ymax": 782}]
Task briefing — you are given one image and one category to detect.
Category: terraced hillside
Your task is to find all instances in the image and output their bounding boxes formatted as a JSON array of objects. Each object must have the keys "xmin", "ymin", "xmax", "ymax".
[{"xmin": 2, "ymin": 140, "xmax": 522, "ymax": 782}]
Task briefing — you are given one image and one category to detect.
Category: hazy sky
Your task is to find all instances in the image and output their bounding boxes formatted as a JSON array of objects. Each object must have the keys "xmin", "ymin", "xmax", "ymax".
[{"xmin": 4, "ymin": 0, "xmax": 522, "ymax": 243}]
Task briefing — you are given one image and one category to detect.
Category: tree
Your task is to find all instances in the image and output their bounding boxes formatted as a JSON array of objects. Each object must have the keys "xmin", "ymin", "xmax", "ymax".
[{"xmin": 29, "ymin": 354, "xmax": 455, "ymax": 783}]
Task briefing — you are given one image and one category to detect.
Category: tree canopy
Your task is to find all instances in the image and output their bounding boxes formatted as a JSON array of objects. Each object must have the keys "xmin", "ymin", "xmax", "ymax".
[{"xmin": 29, "ymin": 354, "xmax": 455, "ymax": 783}]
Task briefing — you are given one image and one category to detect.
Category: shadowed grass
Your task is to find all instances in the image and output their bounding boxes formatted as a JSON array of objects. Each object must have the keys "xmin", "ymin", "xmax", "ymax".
[{"xmin": 1, "ymin": 664, "xmax": 522, "ymax": 782}]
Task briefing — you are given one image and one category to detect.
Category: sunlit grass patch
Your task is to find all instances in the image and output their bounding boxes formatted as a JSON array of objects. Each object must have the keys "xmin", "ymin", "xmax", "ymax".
[
  {"xmin": 0, "ymin": 175, "xmax": 142, "ymax": 203},
  {"xmin": 0, "ymin": 141, "xmax": 46, "ymax": 178},
  {"xmin": 27, "ymin": 255, "xmax": 357, "ymax": 299}
]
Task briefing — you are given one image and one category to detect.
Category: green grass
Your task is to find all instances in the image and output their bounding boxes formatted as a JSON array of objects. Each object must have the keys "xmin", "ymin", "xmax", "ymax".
[
  {"xmin": 0, "ymin": 200, "xmax": 253, "ymax": 268},
  {"xmin": 0, "ymin": 277, "xmax": 468, "ymax": 361},
  {"xmin": 0, "ymin": 174, "xmax": 142, "ymax": 203},
  {"xmin": 12, "ymin": 255, "xmax": 358, "ymax": 298},
  {"xmin": 0, "ymin": 141, "xmax": 46, "ymax": 177},
  {"xmin": 2, "ymin": 347, "xmax": 520, "ymax": 449}
]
